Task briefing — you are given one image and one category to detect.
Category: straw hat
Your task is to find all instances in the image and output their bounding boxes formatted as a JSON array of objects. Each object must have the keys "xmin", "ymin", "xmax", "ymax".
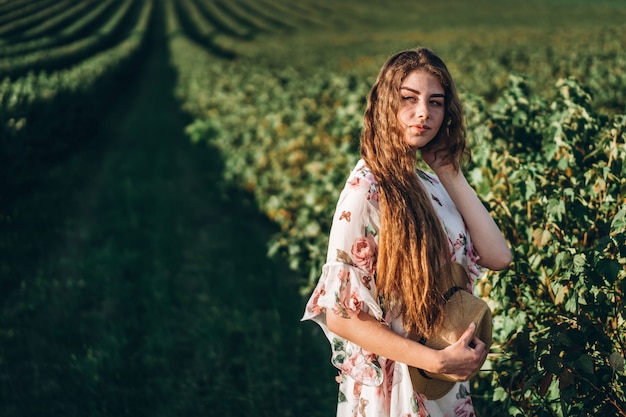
[{"xmin": 408, "ymin": 262, "xmax": 492, "ymax": 400}]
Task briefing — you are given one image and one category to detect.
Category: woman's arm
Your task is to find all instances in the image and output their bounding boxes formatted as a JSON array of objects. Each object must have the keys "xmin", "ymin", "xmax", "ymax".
[
  {"xmin": 420, "ymin": 145, "xmax": 512, "ymax": 271},
  {"xmin": 326, "ymin": 310, "xmax": 488, "ymax": 381},
  {"xmin": 434, "ymin": 167, "xmax": 512, "ymax": 270}
]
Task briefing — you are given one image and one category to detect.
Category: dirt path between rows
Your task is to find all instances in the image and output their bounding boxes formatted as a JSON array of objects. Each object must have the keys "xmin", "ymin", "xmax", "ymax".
[{"xmin": 0, "ymin": 4, "xmax": 335, "ymax": 416}]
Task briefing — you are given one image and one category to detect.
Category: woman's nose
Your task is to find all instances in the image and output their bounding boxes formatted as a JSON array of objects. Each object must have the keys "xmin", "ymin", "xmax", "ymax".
[{"xmin": 415, "ymin": 102, "xmax": 429, "ymax": 120}]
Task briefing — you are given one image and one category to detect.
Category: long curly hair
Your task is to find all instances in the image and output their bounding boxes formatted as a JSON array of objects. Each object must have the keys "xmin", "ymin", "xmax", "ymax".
[{"xmin": 360, "ymin": 47, "xmax": 469, "ymax": 338}]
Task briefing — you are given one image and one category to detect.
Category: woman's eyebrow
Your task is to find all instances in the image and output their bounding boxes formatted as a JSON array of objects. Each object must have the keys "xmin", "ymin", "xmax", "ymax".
[{"xmin": 400, "ymin": 86, "xmax": 445, "ymax": 98}]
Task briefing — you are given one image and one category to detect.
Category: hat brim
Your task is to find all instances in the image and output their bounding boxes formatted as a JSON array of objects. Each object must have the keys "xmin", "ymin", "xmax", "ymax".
[
  {"xmin": 408, "ymin": 264, "xmax": 492, "ymax": 400},
  {"xmin": 408, "ymin": 366, "xmax": 459, "ymax": 400}
]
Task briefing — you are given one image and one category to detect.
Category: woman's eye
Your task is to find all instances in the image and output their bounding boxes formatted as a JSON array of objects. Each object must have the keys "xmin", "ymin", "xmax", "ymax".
[
  {"xmin": 430, "ymin": 100, "xmax": 443, "ymax": 106},
  {"xmin": 402, "ymin": 96, "xmax": 416, "ymax": 102}
]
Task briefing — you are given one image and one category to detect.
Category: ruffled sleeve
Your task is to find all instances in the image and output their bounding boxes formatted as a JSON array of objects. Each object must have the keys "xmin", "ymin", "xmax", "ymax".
[{"xmin": 302, "ymin": 163, "xmax": 384, "ymax": 386}]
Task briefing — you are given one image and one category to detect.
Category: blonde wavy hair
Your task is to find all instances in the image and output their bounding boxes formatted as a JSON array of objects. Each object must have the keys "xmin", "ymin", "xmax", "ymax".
[{"xmin": 360, "ymin": 47, "xmax": 469, "ymax": 338}]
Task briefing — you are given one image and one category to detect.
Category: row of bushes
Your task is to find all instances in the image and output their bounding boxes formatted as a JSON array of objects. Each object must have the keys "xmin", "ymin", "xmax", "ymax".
[
  {"xmin": 169, "ymin": 0, "xmax": 333, "ymax": 58},
  {"xmin": 0, "ymin": 0, "xmax": 140, "ymax": 78},
  {"xmin": 165, "ymin": 7, "xmax": 626, "ymax": 414},
  {"xmin": 0, "ymin": 0, "xmax": 121, "ymax": 59},
  {"xmin": 0, "ymin": 0, "xmax": 75, "ymax": 38},
  {"xmin": 465, "ymin": 76, "xmax": 626, "ymax": 416},
  {"xmin": 0, "ymin": 0, "xmax": 154, "ymax": 203}
]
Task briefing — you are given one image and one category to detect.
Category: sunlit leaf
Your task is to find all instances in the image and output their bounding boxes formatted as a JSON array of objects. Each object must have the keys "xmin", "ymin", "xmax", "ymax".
[
  {"xmin": 611, "ymin": 206, "xmax": 626, "ymax": 233},
  {"xmin": 609, "ymin": 352, "xmax": 625, "ymax": 372},
  {"xmin": 533, "ymin": 228, "xmax": 552, "ymax": 247}
]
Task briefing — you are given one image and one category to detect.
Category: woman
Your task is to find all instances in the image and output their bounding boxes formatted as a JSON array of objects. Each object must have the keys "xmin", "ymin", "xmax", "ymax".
[{"xmin": 302, "ymin": 47, "xmax": 512, "ymax": 417}]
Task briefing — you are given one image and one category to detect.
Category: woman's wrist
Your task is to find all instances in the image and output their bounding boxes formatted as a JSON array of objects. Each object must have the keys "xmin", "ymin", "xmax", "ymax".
[
  {"xmin": 412, "ymin": 345, "xmax": 446, "ymax": 374},
  {"xmin": 430, "ymin": 349, "xmax": 447, "ymax": 374}
]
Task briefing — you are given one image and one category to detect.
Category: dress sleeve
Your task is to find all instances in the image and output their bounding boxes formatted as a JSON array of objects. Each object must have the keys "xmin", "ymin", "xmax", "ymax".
[
  {"xmin": 303, "ymin": 179, "xmax": 382, "ymax": 325},
  {"xmin": 302, "ymin": 178, "xmax": 385, "ymax": 387}
]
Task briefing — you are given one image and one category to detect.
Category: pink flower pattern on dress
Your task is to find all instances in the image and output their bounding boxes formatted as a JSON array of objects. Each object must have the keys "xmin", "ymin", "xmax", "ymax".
[
  {"xmin": 332, "ymin": 282, "xmax": 361, "ymax": 319},
  {"xmin": 416, "ymin": 394, "xmax": 429, "ymax": 417},
  {"xmin": 352, "ymin": 166, "xmax": 380, "ymax": 203},
  {"xmin": 338, "ymin": 267, "xmax": 351, "ymax": 282},
  {"xmin": 381, "ymin": 358, "xmax": 396, "ymax": 416},
  {"xmin": 449, "ymin": 233, "xmax": 482, "ymax": 288},
  {"xmin": 331, "ymin": 338, "xmax": 384, "ymax": 388},
  {"xmin": 454, "ymin": 397, "xmax": 475, "ymax": 417},
  {"xmin": 466, "ymin": 244, "xmax": 482, "ymax": 282},
  {"xmin": 351, "ymin": 234, "xmax": 378, "ymax": 275},
  {"xmin": 349, "ymin": 176, "xmax": 368, "ymax": 192},
  {"xmin": 306, "ymin": 284, "xmax": 326, "ymax": 316},
  {"xmin": 453, "ymin": 385, "xmax": 475, "ymax": 417}
]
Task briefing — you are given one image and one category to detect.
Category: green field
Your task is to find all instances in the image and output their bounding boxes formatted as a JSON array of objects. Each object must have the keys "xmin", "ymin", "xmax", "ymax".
[{"xmin": 1, "ymin": 1, "xmax": 625, "ymax": 416}]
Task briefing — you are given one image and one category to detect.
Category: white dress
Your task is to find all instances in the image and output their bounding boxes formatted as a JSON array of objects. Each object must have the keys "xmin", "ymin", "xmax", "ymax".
[{"xmin": 302, "ymin": 159, "xmax": 483, "ymax": 417}]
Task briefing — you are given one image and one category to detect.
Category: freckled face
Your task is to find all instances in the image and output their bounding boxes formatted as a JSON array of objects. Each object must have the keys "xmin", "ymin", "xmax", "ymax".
[{"xmin": 396, "ymin": 70, "xmax": 445, "ymax": 152}]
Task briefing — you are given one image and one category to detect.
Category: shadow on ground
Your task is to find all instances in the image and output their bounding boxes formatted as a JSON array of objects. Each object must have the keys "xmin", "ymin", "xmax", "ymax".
[{"xmin": 0, "ymin": 6, "xmax": 336, "ymax": 416}]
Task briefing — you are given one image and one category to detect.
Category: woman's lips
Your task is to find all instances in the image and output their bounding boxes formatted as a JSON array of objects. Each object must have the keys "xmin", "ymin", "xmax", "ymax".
[{"xmin": 410, "ymin": 124, "xmax": 430, "ymax": 134}]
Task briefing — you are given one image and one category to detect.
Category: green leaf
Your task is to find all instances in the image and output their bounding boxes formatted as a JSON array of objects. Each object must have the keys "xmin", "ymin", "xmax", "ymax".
[
  {"xmin": 554, "ymin": 251, "xmax": 569, "ymax": 270},
  {"xmin": 542, "ymin": 354, "xmax": 561, "ymax": 374},
  {"xmin": 547, "ymin": 198, "xmax": 566, "ymax": 222},
  {"xmin": 557, "ymin": 156, "xmax": 570, "ymax": 170},
  {"xmin": 597, "ymin": 258, "xmax": 620, "ymax": 283},
  {"xmin": 525, "ymin": 179, "xmax": 536, "ymax": 201},
  {"xmin": 493, "ymin": 386, "xmax": 508, "ymax": 402},
  {"xmin": 533, "ymin": 228, "xmax": 552, "ymax": 247},
  {"xmin": 609, "ymin": 352, "xmax": 625, "ymax": 372},
  {"xmin": 575, "ymin": 354, "xmax": 595, "ymax": 376},
  {"xmin": 553, "ymin": 283, "xmax": 566, "ymax": 305},
  {"xmin": 573, "ymin": 253, "xmax": 587, "ymax": 269},
  {"xmin": 564, "ymin": 294, "xmax": 578, "ymax": 313},
  {"xmin": 611, "ymin": 206, "xmax": 626, "ymax": 233}
]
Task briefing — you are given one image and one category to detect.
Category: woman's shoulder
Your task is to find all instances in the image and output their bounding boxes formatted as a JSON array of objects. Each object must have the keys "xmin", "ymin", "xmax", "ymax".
[
  {"xmin": 347, "ymin": 159, "xmax": 378, "ymax": 186},
  {"xmin": 342, "ymin": 160, "xmax": 380, "ymax": 204}
]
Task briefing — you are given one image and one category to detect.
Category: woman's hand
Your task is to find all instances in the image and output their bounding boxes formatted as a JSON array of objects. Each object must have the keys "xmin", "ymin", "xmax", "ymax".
[
  {"xmin": 435, "ymin": 323, "xmax": 488, "ymax": 381},
  {"xmin": 419, "ymin": 141, "xmax": 459, "ymax": 177}
]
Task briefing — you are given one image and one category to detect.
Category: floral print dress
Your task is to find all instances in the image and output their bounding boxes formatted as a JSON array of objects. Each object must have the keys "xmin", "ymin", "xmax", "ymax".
[{"xmin": 302, "ymin": 159, "xmax": 483, "ymax": 417}]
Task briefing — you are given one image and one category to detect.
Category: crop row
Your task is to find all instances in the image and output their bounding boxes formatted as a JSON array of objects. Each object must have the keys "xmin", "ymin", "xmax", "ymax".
[
  {"xmin": 0, "ymin": 0, "xmax": 42, "ymax": 21},
  {"xmin": 0, "ymin": 0, "xmax": 75, "ymax": 38},
  {"xmin": 0, "ymin": 0, "xmax": 154, "ymax": 201},
  {"xmin": 11, "ymin": 0, "xmax": 98, "ymax": 41},
  {"xmin": 169, "ymin": 0, "xmax": 335, "ymax": 58},
  {"xmin": 0, "ymin": 0, "xmax": 57, "ymax": 24},
  {"xmin": 443, "ymin": 27, "xmax": 626, "ymax": 115},
  {"xmin": 0, "ymin": 0, "xmax": 120, "ymax": 59},
  {"xmin": 0, "ymin": 0, "xmax": 140, "ymax": 79},
  {"xmin": 166, "ymin": 13, "xmax": 626, "ymax": 415}
]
